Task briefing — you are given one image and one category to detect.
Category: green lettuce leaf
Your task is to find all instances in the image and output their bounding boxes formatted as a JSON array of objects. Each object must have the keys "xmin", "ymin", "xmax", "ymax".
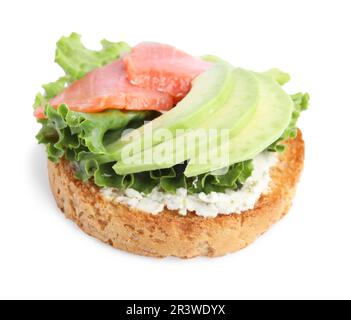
[
  {"xmin": 65, "ymin": 107, "xmax": 152, "ymax": 154},
  {"xmin": 268, "ymin": 92, "xmax": 309, "ymax": 152},
  {"xmin": 42, "ymin": 77, "xmax": 68, "ymax": 100},
  {"xmin": 263, "ymin": 68, "xmax": 291, "ymax": 86},
  {"xmin": 33, "ymin": 93, "xmax": 47, "ymax": 109},
  {"xmin": 36, "ymin": 104, "xmax": 155, "ymax": 162},
  {"xmin": 34, "ymin": 33, "xmax": 131, "ymax": 110},
  {"xmin": 55, "ymin": 33, "xmax": 131, "ymax": 82}
]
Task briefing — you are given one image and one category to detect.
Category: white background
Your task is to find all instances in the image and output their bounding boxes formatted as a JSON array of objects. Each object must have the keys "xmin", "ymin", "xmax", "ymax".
[{"xmin": 0, "ymin": 0, "xmax": 350, "ymax": 300}]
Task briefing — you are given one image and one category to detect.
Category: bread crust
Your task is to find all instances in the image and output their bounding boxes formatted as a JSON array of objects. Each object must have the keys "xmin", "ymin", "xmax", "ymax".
[{"xmin": 48, "ymin": 130, "xmax": 305, "ymax": 258}]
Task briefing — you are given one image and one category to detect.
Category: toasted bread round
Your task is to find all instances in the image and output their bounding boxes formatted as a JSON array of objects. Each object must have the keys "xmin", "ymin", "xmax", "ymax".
[{"xmin": 48, "ymin": 130, "xmax": 304, "ymax": 258}]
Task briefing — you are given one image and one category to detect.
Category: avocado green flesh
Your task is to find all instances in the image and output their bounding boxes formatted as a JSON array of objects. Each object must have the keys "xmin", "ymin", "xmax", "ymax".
[
  {"xmin": 184, "ymin": 72, "xmax": 294, "ymax": 177},
  {"xmin": 110, "ymin": 63, "xmax": 234, "ymax": 160},
  {"xmin": 114, "ymin": 68, "xmax": 260, "ymax": 175}
]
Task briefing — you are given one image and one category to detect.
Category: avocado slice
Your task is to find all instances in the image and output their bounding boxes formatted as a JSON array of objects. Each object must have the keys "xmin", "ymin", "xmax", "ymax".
[
  {"xmin": 184, "ymin": 72, "xmax": 294, "ymax": 177},
  {"xmin": 110, "ymin": 63, "xmax": 234, "ymax": 160},
  {"xmin": 114, "ymin": 68, "xmax": 260, "ymax": 174}
]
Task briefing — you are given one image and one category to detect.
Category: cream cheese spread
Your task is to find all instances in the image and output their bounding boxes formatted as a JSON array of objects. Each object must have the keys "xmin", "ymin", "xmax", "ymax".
[{"xmin": 101, "ymin": 152, "xmax": 278, "ymax": 218}]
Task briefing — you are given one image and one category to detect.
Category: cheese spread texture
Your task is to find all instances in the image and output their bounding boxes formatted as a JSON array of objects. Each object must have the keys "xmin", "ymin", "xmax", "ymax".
[{"xmin": 101, "ymin": 152, "xmax": 278, "ymax": 218}]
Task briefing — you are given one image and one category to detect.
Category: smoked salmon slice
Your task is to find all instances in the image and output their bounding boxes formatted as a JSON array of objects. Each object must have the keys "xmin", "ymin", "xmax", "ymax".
[
  {"xmin": 35, "ymin": 59, "xmax": 174, "ymax": 119},
  {"xmin": 124, "ymin": 42, "xmax": 212, "ymax": 99}
]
